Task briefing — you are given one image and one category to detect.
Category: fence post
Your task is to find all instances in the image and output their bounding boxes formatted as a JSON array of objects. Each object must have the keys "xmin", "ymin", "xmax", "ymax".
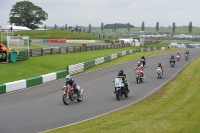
[
  {"xmin": 41, "ymin": 48, "xmax": 44, "ymax": 55},
  {"xmin": 51, "ymin": 48, "xmax": 53, "ymax": 54},
  {"xmin": 66, "ymin": 47, "xmax": 68, "ymax": 53},
  {"xmin": 80, "ymin": 46, "xmax": 82, "ymax": 52},
  {"xmin": 91, "ymin": 46, "xmax": 92, "ymax": 51},
  {"xmin": 59, "ymin": 47, "xmax": 61, "ymax": 54},
  {"xmin": 30, "ymin": 50, "xmax": 32, "ymax": 57}
]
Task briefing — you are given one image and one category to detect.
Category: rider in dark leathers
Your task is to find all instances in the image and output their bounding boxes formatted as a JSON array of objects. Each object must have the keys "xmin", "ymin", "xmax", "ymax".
[
  {"xmin": 169, "ymin": 55, "xmax": 176, "ymax": 65},
  {"xmin": 114, "ymin": 70, "xmax": 130, "ymax": 93},
  {"xmin": 65, "ymin": 75, "xmax": 79, "ymax": 93},
  {"xmin": 140, "ymin": 56, "xmax": 146, "ymax": 66}
]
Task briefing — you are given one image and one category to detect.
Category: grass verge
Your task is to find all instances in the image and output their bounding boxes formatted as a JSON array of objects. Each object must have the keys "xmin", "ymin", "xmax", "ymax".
[{"xmin": 44, "ymin": 56, "xmax": 200, "ymax": 133}]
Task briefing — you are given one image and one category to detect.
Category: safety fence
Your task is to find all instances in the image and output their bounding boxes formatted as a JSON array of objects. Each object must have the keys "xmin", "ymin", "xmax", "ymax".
[{"xmin": 29, "ymin": 44, "xmax": 130, "ymax": 57}]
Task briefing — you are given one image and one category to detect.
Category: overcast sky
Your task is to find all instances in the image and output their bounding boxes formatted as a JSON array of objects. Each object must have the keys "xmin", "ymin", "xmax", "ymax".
[{"xmin": 0, "ymin": 0, "xmax": 200, "ymax": 27}]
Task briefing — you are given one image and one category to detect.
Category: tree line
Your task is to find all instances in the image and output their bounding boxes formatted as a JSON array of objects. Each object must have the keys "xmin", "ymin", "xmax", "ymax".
[{"xmin": 8, "ymin": 1, "xmax": 194, "ymax": 34}]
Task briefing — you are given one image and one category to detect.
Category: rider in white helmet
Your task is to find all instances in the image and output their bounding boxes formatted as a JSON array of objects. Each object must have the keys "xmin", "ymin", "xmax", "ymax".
[{"xmin": 65, "ymin": 75, "xmax": 80, "ymax": 93}]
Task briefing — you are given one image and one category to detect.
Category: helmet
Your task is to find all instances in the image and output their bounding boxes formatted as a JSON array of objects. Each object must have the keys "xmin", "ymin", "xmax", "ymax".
[
  {"xmin": 138, "ymin": 62, "xmax": 141, "ymax": 65},
  {"xmin": 65, "ymin": 75, "xmax": 71, "ymax": 81},
  {"xmin": 142, "ymin": 56, "xmax": 144, "ymax": 58},
  {"xmin": 119, "ymin": 69, "xmax": 124, "ymax": 75},
  {"xmin": 158, "ymin": 63, "xmax": 161, "ymax": 66}
]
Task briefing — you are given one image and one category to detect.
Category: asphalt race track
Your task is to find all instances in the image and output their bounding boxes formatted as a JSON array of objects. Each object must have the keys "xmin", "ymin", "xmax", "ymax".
[{"xmin": 0, "ymin": 49, "xmax": 199, "ymax": 133}]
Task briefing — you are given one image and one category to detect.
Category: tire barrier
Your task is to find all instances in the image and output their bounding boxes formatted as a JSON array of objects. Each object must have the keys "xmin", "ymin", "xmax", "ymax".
[{"xmin": 68, "ymin": 49, "xmax": 136, "ymax": 75}]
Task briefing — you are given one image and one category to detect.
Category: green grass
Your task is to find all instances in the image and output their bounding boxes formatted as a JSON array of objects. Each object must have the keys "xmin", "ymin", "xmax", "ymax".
[
  {"xmin": 0, "ymin": 43, "xmax": 178, "ymax": 84},
  {"xmin": 13, "ymin": 30, "xmax": 113, "ymax": 40},
  {"xmin": 44, "ymin": 55, "xmax": 200, "ymax": 133}
]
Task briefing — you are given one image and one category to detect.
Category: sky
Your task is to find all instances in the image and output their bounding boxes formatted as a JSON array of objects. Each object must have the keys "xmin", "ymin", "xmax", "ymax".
[{"xmin": 0, "ymin": 0, "xmax": 200, "ymax": 28}]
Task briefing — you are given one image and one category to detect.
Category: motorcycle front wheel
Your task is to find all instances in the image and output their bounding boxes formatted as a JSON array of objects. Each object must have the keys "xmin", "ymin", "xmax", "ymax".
[
  {"xmin": 62, "ymin": 94, "xmax": 70, "ymax": 105},
  {"xmin": 116, "ymin": 90, "xmax": 121, "ymax": 101}
]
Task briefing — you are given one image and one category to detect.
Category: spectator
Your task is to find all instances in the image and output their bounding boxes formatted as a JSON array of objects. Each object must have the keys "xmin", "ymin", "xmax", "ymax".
[{"xmin": 10, "ymin": 26, "xmax": 13, "ymax": 32}]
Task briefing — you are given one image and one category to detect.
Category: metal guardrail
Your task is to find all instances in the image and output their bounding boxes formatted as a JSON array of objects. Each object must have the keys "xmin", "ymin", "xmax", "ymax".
[{"xmin": 29, "ymin": 44, "xmax": 130, "ymax": 57}]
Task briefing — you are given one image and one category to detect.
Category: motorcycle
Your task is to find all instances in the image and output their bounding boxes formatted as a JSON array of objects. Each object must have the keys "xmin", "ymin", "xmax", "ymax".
[
  {"xmin": 176, "ymin": 55, "xmax": 181, "ymax": 61},
  {"xmin": 62, "ymin": 84, "xmax": 83, "ymax": 105},
  {"xmin": 185, "ymin": 54, "xmax": 189, "ymax": 61},
  {"xmin": 156, "ymin": 67, "xmax": 162, "ymax": 79},
  {"xmin": 140, "ymin": 59, "xmax": 146, "ymax": 67},
  {"xmin": 113, "ymin": 77, "xmax": 129, "ymax": 101},
  {"xmin": 135, "ymin": 69, "xmax": 144, "ymax": 83},
  {"xmin": 170, "ymin": 59, "xmax": 175, "ymax": 67}
]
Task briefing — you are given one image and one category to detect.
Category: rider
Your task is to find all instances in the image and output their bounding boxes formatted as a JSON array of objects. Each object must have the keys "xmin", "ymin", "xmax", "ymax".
[
  {"xmin": 134, "ymin": 62, "xmax": 144, "ymax": 77},
  {"xmin": 156, "ymin": 63, "xmax": 164, "ymax": 75},
  {"xmin": 65, "ymin": 75, "xmax": 79, "ymax": 93},
  {"xmin": 186, "ymin": 48, "xmax": 190, "ymax": 54},
  {"xmin": 169, "ymin": 55, "xmax": 176, "ymax": 65},
  {"xmin": 176, "ymin": 52, "xmax": 181, "ymax": 58},
  {"xmin": 140, "ymin": 56, "xmax": 146, "ymax": 66},
  {"xmin": 114, "ymin": 69, "xmax": 130, "ymax": 93}
]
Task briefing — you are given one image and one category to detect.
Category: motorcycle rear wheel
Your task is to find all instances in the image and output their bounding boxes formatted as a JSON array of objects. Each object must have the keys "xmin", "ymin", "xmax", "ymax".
[{"xmin": 77, "ymin": 94, "xmax": 83, "ymax": 102}]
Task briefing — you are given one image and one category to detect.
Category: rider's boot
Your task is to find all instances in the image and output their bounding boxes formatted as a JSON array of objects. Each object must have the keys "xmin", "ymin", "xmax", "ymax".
[{"xmin": 114, "ymin": 88, "xmax": 116, "ymax": 93}]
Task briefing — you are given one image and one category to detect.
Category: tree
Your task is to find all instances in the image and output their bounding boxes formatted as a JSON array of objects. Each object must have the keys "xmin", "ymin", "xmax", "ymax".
[
  {"xmin": 65, "ymin": 24, "xmax": 67, "ymax": 30},
  {"xmin": 54, "ymin": 24, "xmax": 57, "ymax": 29},
  {"xmin": 127, "ymin": 23, "xmax": 130, "ymax": 32},
  {"xmin": 189, "ymin": 22, "xmax": 192, "ymax": 33},
  {"xmin": 172, "ymin": 22, "xmax": 176, "ymax": 33},
  {"xmin": 9, "ymin": 1, "xmax": 48, "ymax": 30},
  {"xmin": 101, "ymin": 22, "xmax": 104, "ymax": 32},
  {"xmin": 156, "ymin": 22, "xmax": 159, "ymax": 32},
  {"xmin": 89, "ymin": 23, "xmax": 91, "ymax": 31},
  {"xmin": 44, "ymin": 24, "xmax": 46, "ymax": 29},
  {"xmin": 141, "ymin": 21, "xmax": 145, "ymax": 31},
  {"xmin": 114, "ymin": 23, "xmax": 117, "ymax": 32}
]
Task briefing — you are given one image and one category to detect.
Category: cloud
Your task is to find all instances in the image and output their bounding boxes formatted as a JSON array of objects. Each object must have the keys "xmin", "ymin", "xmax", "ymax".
[{"xmin": 0, "ymin": 0, "xmax": 200, "ymax": 27}]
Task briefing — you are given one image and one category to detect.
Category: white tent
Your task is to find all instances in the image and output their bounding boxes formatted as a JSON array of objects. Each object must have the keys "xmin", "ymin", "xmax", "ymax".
[{"xmin": 0, "ymin": 25, "xmax": 31, "ymax": 31}]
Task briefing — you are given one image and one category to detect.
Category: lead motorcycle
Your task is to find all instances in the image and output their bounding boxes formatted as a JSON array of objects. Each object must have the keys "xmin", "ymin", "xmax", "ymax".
[
  {"xmin": 135, "ymin": 69, "xmax": 144, "ymax": 83},
  {"xmin": 62, "ymin": 84, "xmax": 83, "ymax": 105},
  {"xmin": 113, "ymin": 77, "xmax": 129, "ymax": 101}
]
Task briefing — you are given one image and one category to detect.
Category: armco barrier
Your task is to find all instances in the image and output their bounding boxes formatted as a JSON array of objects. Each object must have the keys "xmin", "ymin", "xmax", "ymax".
[
  {"xmin": 0, "ymin": 84, "xmax": 6, "ymax": 94},
  {"xmin": 42, "ymin": 73, "xmax": 56, "ymax": 83},
  {"xmin": 56, "ymin": 70, "xmax": 68, "ymax": 79},
  {"xmin": 0, "ymin": 70, "xmax": 68, "ymax": 95},
  {"xmin": 26, "ymin": 76, "xmax": 43, "ymax": 88},
  {"xmin": 5, "ymin": 80, "xmax": 26, "ymax": 93}
]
